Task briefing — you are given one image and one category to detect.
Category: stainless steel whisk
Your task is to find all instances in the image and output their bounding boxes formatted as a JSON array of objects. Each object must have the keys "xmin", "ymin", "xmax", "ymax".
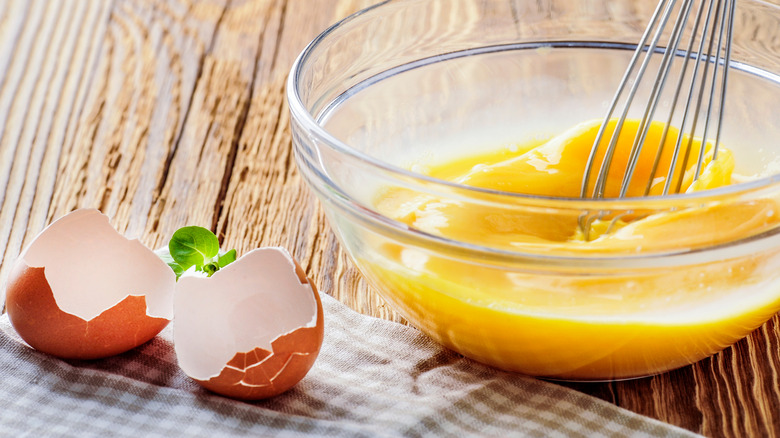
[{"xmin": 580, "ymin": 0, "xmax": 737, "ymax": 200}]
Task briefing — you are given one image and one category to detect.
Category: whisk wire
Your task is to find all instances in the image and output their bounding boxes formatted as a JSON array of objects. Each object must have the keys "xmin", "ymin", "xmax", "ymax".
[
  {"xmin": 579, "ymin": 0, "xmax": 671, "ymax": 199},
  {"xmin": 580, "ymin": 0, "xmax": 735, "ymax": 200},
  {"xmin": 590, "ymin": 0, "xmax": 680, "ymax": 199},
  {"xmin": 618, "ymin": 0, "xmax": 698, "ymax": 198},
  {"xmin": 694, "ymin": 0, "xmax": 730, "ymax": 178},
  {"xmin": 712, "ymin": 0, "xmax": 735, "ymax": 162},
  {"xmin": 645, "ymin": 0, "xmax": 708, "ymax": 195},
  {"xmin": 666, "ymin": 0, "xmax": 721, "ymax": 195}
]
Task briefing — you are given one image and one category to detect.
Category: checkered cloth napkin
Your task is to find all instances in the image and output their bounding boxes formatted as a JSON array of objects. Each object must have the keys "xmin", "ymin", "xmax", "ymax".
[{"xmin": 0, "ymin": 293, "xmax": 700, "ymax": 437}]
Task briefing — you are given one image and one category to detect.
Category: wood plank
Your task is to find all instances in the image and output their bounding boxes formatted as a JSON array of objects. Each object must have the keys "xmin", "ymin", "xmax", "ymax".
[
  {"xmin": 1, "ymin": 1, "xmax": 780, "ymax": 436},
  {"xmin": 211, "ymin": 0, "xmax": 401, "ymax": 322},
  {"xmin": 0, "ymin": 0, "xmax": 112, "ymax": 305}
]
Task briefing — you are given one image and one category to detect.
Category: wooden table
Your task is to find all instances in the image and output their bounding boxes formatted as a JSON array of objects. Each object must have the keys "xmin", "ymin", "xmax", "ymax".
[{"xmin": 1, "ymin": 1, "xmax": 778, "ymax": 436}]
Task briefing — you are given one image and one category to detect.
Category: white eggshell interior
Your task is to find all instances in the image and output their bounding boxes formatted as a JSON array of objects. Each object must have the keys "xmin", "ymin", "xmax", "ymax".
[
  {"xmin": 174, "ymin": 247, "xmax": 317, "ymax": 380},
  {"xmin": 20, "ymin": 209, "xmax": 176, "ymax": 320}
]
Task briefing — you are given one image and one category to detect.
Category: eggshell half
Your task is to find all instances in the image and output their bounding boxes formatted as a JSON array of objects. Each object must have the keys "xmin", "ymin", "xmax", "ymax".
[
  {"xmin": 174, "ymin": 247, "xmax": 324, "ymax": 400},
  {"xmin": 5, "ymin": 209, "xmax": 176, "ymax": 359}
]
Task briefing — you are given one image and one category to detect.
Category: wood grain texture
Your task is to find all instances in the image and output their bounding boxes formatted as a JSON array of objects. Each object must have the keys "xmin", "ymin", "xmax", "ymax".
[{"xmin": 1, "ymin": 1, "xmax": 779, "ymax": 436}]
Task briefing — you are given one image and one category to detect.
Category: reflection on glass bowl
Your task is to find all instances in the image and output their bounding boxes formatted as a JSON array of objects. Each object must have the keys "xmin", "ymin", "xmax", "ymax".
[{"xmin": 287, "ymin": 0, "xmax": 780, "ymax": 380}]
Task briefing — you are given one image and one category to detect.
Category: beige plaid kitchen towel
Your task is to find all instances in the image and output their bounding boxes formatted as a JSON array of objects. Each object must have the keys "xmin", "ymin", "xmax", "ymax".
[{"xmin": 0, "ymin": 293, "xmax": 700, "ymax": 437}]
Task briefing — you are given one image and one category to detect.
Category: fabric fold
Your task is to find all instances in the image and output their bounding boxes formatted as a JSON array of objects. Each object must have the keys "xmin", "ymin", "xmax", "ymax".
[{"xmin": 0, "ymin": 293, "xmax": 700, "ymax": 437}]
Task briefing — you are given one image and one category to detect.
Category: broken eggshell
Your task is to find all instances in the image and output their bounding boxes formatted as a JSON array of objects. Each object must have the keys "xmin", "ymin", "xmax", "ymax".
[
  {"xmin": 174, "ymin": 247, "xmax": 324, "ymax": 400},
  {"xmin": 5, "ymin": 209, "xmax": 176, "ymax": 359}
]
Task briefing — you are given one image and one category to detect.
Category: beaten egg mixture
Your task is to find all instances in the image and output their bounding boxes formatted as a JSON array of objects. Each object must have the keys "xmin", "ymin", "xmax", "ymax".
[{"xmin": 363, "ymin": 119, "xmax": 780, "ymax": 379}]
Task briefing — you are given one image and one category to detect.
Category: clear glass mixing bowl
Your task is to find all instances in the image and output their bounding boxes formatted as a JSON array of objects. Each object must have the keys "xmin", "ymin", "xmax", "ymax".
[{"xmin": 287, "ymin": 0, "xmax": 780, "ymax": 380}]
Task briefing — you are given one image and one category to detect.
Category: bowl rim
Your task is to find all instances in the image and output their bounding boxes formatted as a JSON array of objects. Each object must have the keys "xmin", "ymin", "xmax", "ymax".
[
  {"xmin": 300, "ymin": 159, "xmax": 780, "ymax": 266},
  {"xmin": 286, "ymin": 0, "xmax": 780, "ymax": 262},
  {"xmin": 287, "ymin": 0, "xmax": 780, "ymax": 206}
]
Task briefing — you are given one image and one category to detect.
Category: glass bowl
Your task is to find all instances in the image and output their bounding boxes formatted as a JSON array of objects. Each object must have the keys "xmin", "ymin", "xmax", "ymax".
[{"xmin": 287, "ymin": 0, "xmax": 780, "ymax": 380}]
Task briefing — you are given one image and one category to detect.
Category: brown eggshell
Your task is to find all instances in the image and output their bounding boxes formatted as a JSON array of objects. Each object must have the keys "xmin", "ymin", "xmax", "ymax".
[
  {"xmin": 4, "ymin": 209, "xmax": 176, "ymax": 359},
  {"xmin": 6, "ymin": 263, "xmax": 169, "ymax": 359},
  {"xmin": 174, "ymin": 247, "xmax": 324, "ymax": 400}
]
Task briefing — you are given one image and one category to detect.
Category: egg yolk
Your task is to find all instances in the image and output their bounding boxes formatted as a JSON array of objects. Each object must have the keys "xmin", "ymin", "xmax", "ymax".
[{"xmin": 364, "ymin": 118, "xmax": 780, "ymax": 380}]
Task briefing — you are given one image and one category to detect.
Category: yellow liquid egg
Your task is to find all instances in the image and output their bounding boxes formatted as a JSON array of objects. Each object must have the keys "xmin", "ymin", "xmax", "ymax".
[{"xmin": 367, "ymin": 119, "xmax": 780, "ymax": 380}]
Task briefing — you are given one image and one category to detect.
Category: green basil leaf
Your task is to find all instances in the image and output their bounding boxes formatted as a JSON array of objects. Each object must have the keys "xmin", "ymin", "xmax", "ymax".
[
  {"xmin": 169, "ymin": 226, "xmax": 220, "ymax": 270},
  {"xmin": 202, "ymin": 262, "xmax": 219, "ymax": 277},
  {"xmin": 217, "ymin": 249, "xmax": 237, "ymax": 268},
  {"xmin": 168, "ymin": 262, "xmax": 185, "ymax": 279},
  {"xmin": 154, "ymin": 246, "xmax": 186, "ymax": 280}
]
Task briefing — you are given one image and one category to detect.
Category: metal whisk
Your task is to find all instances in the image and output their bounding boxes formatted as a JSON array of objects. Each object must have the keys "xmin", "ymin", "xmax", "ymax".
[{"xmin": 580, "ymin": 0, "xmax": 736, "ymax": 200}]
